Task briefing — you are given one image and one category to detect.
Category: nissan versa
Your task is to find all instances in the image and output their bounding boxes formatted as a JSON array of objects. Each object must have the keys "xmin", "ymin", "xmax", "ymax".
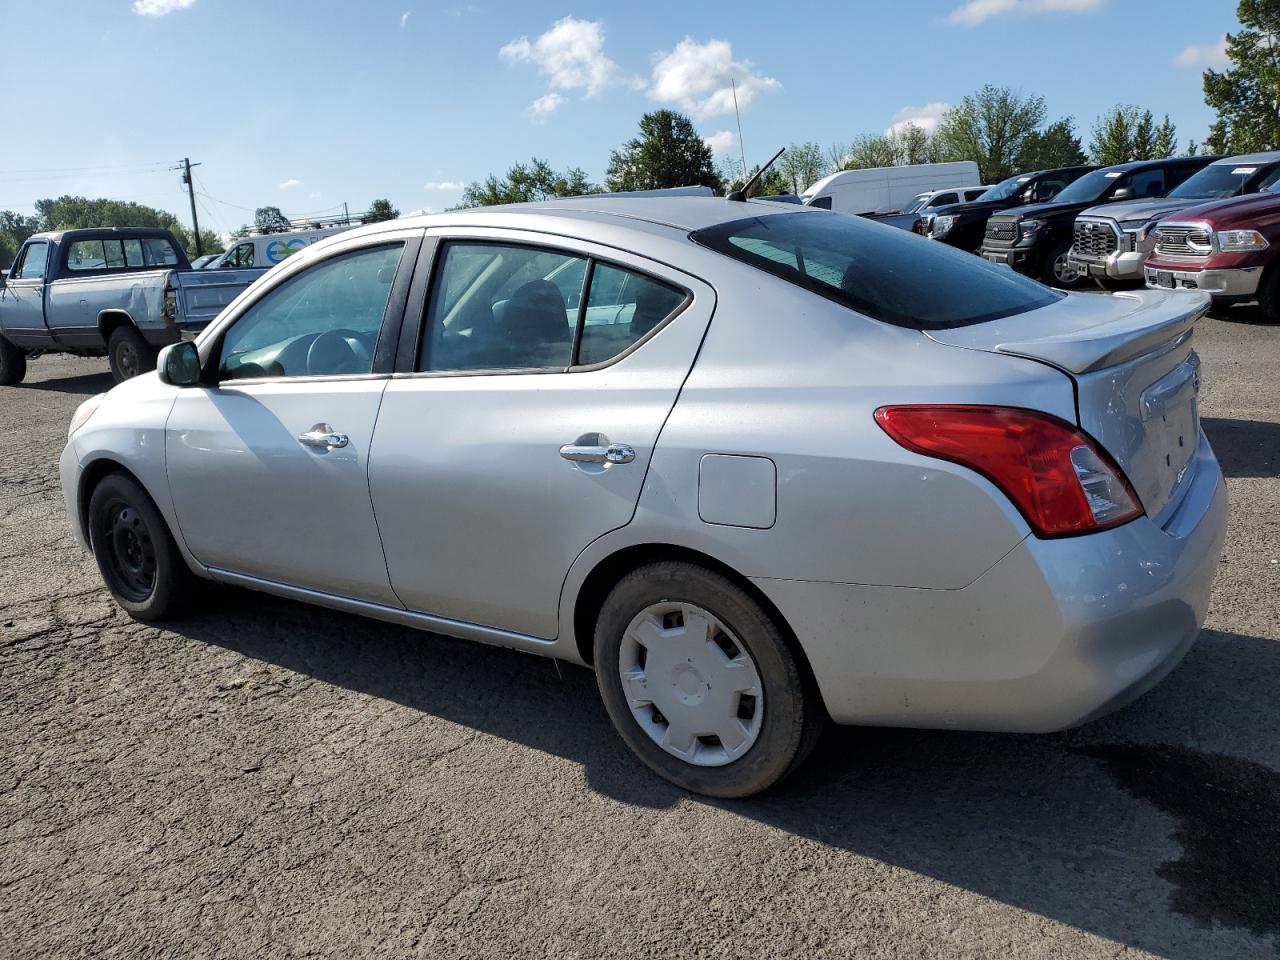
[{"xmin": 60, "ymin": 197, "xmax": 1228, "ymax": 798}]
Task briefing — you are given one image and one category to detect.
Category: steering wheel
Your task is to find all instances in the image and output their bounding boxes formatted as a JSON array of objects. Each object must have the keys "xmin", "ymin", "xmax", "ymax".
[{"xmin": 306, "ymin": 330, "xmax": 366, "ymax": 375}]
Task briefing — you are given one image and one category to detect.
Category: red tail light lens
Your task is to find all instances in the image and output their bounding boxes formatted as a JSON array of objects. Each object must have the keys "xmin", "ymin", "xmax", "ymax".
[{"xmin": 874, "ymin": 405, "xmax": 1143, "ymax": 537}]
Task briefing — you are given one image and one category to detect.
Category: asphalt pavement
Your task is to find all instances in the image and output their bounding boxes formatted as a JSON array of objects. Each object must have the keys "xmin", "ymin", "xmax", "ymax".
[{"xmin": 2, "ymin": 305, "xmax": 1277, "ymax": 959}]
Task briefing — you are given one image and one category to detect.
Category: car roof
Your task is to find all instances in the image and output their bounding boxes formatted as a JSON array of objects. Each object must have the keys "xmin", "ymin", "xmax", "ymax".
[
  {"xmin": 27, "ymin": 226, "xmax": 178, "ymax": 243},
  {"xmin": 1211, "ymin": 150, "xmax": 1280, "ymax": 165}
]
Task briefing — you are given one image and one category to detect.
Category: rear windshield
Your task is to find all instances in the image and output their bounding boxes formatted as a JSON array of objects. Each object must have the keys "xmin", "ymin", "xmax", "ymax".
[{"xmin": 690, "ymin": 211, "xmax": 1060, "ymax": 331}]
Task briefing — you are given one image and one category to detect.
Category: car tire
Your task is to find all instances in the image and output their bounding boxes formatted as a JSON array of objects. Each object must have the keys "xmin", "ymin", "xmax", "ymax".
[
  {"xmin": 593, "ymin": 561, "xmax": 824, "ymax": 798},
  {"xmin": 107, "ymin": 326, "xmax": 157, "ymax": 383},
  {"xmin": 0, "ymin": 335, "xmax": 27, "ymax": 386},
  {"xmin": 1257, "ymin": 267, "xmax": 1280, "ymax": 324},
  {"xmin": 1042, "ymin": 240, "xmax": 1085, "ymax": 289},
  {"xmin": 88, "ymin": 472, "xmax": 195, "ymax": 621}
]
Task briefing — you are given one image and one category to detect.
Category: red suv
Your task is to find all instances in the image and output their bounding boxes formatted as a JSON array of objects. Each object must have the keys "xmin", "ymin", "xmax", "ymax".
[{"xmin": 1145, "ymin": 190, "xmax": 1280, "ymax": 321}]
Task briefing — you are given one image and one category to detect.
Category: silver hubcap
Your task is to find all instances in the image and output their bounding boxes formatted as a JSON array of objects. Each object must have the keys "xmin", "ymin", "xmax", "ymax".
[
  {"xmin": 1054, "ymin": 252, "xmax": 1075, "ymax": 284},
  {"xmin": 618, "ymin": 601, "xmax": 764, "ymax": 767}
]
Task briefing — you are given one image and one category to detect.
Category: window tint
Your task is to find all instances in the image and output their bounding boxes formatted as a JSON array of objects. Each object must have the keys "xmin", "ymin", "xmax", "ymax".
[
  {"xmin": 1129, "ymin": 168, "xmax": 1166, "ymax": 199},
  {"xmin": 808, "ymin": 196, "xmax": 833, "ymax": 210},
  {"xmin": 577, "ymin": 263, "xmax": 685, "ymax": 366},
  {"xmin": 123, "ymin": 239, "xmax": 144, "ymax": 267},
  {"xmin": 422, "ymin": 242, "xmax": 583, "ymax": 372},
  {"xmin": 66, "ymin": 236, "xmax": 181, "ymax": 271},
  {"xmin": 141, "ymin": 237, "xmax": 179, "ymax": 266},
  {"xmin": 219, "ymin": 243, "xmax": 404, "ymax": 380},
  {"xmin": 964, "ymin": 188, "xmax": 987, "ymax": 201},
  {"xmin": 13, "ymin": 241, "xmax": 49, "ymax": 280},
  {"xmin": 691, "ymin": 212, "xmax": 1060, "ymax": 331},
  {"xmin": 225, "ymin": 242, "xmax": 254, "ymax": 268},
  {"xmin": 928, "ymin": 193, "xmax": 958, "ymax": 207},
  {"xmin": 67, "ymin": 239, "xmax": 109, "ymax": 271}
]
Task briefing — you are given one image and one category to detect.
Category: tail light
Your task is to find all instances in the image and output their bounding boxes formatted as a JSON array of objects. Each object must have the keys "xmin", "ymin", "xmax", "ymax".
[
  {"xmin": 163, "ymin": 287, "xmax": 177, "ymax": 324},
  {"xmin": 874, "ymin": 405, "xmax": 1142, "ymax": 538}
]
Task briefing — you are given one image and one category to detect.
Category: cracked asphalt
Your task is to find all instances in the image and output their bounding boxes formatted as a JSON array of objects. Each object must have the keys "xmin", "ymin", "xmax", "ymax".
[{"xmin": 2, "ymin": 305, "xmax": 1278, "ymax": 960}]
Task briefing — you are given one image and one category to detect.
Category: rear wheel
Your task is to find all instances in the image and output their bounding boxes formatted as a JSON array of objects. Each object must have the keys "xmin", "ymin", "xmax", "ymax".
[
  {"xmin": 107, "ymin": 326, "xmax": 157, "ymax": 383},
  {"xmin": 1043, "ymin": 240, "xmax": 1085, "ymax": 289},
  {"xmin": 593, "ymin": 561, "xmax": 824, "ymax": 798},
  {"xmin": 1257, "ymin": 267, "xmax": 1280, "ymax": 324},
  {"xmin": 0, "ymin": 335, "xmax": 26, "ymax": 386},
  {"xmin": 88, "ymin": 472, "xmax": 195, "ymax": 621}
]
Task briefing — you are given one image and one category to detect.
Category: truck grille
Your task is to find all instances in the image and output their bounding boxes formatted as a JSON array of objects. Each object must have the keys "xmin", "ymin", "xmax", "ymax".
[
  {"xmin": 985, "ymin": 218, "xmax": 1019, "ymax": 245},
  {"xmin": 1073, "ymin": 220, "xmax": 1119, "ymax": 260},
  {"xmin": 1154, "ymin": 225, "xmax": 1212, "ymax": 258}
]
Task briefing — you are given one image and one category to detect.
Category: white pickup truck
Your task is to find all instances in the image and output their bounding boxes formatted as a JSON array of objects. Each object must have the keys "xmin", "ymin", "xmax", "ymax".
[{"xmin": 0, "ymin": 227, "xmax": 261, "ymax": 385}]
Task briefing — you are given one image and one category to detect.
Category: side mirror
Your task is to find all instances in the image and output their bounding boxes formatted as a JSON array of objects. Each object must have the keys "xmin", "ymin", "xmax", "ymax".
[
  {"xmin": 157, "ymin": 341, "xmax": 202, "ymax": 386},
  {"xmin": 1112, "ymin": 186, "xmax": 1134, "ymax": 201}
]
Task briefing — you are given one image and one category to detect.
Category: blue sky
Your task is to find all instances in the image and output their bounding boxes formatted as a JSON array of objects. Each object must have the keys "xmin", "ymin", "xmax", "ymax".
[{"xmin": 0, "ymin": 0, "xmax": 1236, "ymax": 236}]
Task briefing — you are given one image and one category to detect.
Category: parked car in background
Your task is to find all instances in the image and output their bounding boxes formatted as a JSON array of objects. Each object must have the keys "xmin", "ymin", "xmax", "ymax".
[
  {"xmin": 60, "ymin": 197, "xmax": 1226, "ymax": 798},
  {"xmin": 212, "ymin": 224, "xmax": 359, "ymax": 271},
  {"xmin": 980, "ymin": 156, "xmax": 1216, "ymax": 288},
  {"xmin": 866, "ymin": 185, "xmax": 990, "ymax": 231},
  {"xmin": 1145, "ymin": 190, "xmax": 1280, "ymax": 321},
  {"xmin": 1071, "ymin": 151, "xmax": 1280, "ymax": 287},
  {"xmin": 190, "ymin": 253, "xmax": 222, "ymax": 270},
  {"xmin": 0, "ymin": 228, "xmax": 262, "ymax": 385},
  {"xmin": 802, "ymin": 161, "xmax": 981, "ymax": 215},
  {"xmin": 921, "ymin": 165, "xmax": 1097, "ymax": 250}
]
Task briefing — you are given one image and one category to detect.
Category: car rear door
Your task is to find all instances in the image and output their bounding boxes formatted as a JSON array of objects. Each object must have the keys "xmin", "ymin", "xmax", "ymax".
[
  {"xmin": 165, "ymin": 229, "xmax": 421, "ymax": 604},
  {"xmin": 368, "ymin": 230, "xmax": 715, "ymax": 640}
]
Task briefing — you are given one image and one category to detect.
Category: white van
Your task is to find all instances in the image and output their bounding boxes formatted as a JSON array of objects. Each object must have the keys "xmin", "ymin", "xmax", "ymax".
[
  {"xmin": 214, "ymin": 225, "xmax": 359, "ymax": 270},
  {"xmin": 802, "ymin": 162, "xmax": 982, "ymax": 216}
]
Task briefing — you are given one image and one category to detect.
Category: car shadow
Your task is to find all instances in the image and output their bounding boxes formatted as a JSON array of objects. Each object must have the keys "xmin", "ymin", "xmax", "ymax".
[
  {"xmin": 1208, "ymin": 303, "xmax": 1275, "ymax": 327},
  {"xmin": 1202, "ymin": 417, "xmax": 1280, "ymax": 478},
  {"xmin": 21, "ymin": 370, "xmax": 115, "ymax": 396},
  {"xmin": 172, "ymin": 589, "xmax": 1280, "ymax": 959}
]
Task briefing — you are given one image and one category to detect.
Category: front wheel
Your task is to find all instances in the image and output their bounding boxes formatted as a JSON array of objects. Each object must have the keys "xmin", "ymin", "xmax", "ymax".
[
  {"xmin": 107, "ymin": 326, "xmax": 157, "ymax": 383},
  {"xmin": 88, "ymin": 472, "xmax": 195, "ymax": 621},
  {"xmin": 1042, "ymin": 240, "xmax": 1086, "ymax": 289},
  {"xmin": 1257, "ymin": 267, "xmax": 1280, "ymax": 324},
  {"xmin": 0, "ymin": 335, "xmax": 27, "ymax": 386},
  {"xmin": 593, "ymin": 562, "xmax": 824, "ymax": 798}
]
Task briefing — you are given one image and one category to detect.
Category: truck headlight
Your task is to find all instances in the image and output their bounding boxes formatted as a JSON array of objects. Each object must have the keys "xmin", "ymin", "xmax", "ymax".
[
  {"xmin": 68, "ymin": 393, "xmax": 106, "ymax": 438},
  {"xmin": 1019, "ymin": 219, "xmax": 1042, "ymax": 237},
  {"xmin": 1216, "ymin": 229, "xmax": 1269, "ymax": 252},
  {"xmin": 931, "ymin": 214, "xmax": 958, "ymax": 237}
]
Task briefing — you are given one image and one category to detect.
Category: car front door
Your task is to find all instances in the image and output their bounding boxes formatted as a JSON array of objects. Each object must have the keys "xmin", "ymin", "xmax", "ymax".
[
  {"xmin": 165, "ymin": 230, "xmax": 421, "ymax": 604},
  {"xmin": 0, "ymin": 240, "xmax": 53, "ymax": 348},
  {"xmin": 369, "ymin": 232, "xmax": 715, "ymax": 639}
]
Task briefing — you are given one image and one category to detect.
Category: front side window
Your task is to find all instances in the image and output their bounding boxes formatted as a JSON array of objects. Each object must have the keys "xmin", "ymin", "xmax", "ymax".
[
  {"xmin": 13, "ymin": 241, "xmax": 49, "ymax": 280},
  {"xmin": 927, "ymin": 193, "xmax": 958, "ymax": 208},
  {"xmin": 1129, "ymin": 168, "xmax": 1167, "ymax": 199},
  {"xmin": 578, "ymin": 263, "xmax": 685, "ymax": 365},
  {"xmin": 219, "ymin": 243, "xmax": 404, "ymax": 380},
  {"xmin": 223, "ymin": 242, "xmax": 254, "ymax": 268},
  {"xmin": 692, "ymin": 212, "xmax": 1060, "ymax": 331},
  {"xmin": 422, "ymin": 242, "xmax": 584, "ymax": 372},
  {"xmin": 976, "ymin": 175, "xmax": 1033, "ymax": 203}
]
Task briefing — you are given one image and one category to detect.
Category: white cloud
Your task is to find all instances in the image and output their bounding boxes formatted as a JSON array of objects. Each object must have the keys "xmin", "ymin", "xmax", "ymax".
[
  {"xmin": 531, "ymin": 92, "xmax": 565, "ymax": 117},
  {"xmin": 403, "ymin": 207, "xmax": 436, "ymax": 217},
  {"xmin": 886, "ymin": 102, "xmax": 952, "ymax": 136},
  {"xmin": 500, "ymin": 16, "xmax": 624, "ymax": 102},
  {"xmin": 279, "ymin": 178, "xmax": 302, "ymax": 190},
  {"xmin": 132, "ymin": 0, "xmax": 195, "ymax": 15},
  {"xmin": 1174, "ymin": 36, "xmax": 1229, "ymax": 69},
  {"xmin": 648, "ymin": 38, "xmax": 779, "ymax": 119},
  {"xmin": 308, "ymin": 192, "xmax": 322, "ymax": 199},
  {"xmin": 424, "ymin": 180, "xmax": 465, "ymax": 191},
  {"xmin": 400, "ymin": 10, "xmax": 410, "ymax": 29},
  {"xmin": 946, "ymin": 0, "xmax": 1102, "ymax": 26},
  {"xmin": 703, "ymin": 130, "xmax": 737, "ymax": 157}
]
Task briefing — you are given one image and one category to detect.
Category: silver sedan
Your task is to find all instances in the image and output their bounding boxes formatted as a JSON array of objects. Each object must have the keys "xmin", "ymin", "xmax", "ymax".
[{"xmin": 59, "ymin": 197, "xmax": 1228, "ymax": 797}]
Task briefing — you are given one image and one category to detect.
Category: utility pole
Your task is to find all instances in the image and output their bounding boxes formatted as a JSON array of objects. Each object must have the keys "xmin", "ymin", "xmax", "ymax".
[
  {"xmin": 177, "ymin": 157, "xmax": 203, "ymax": 256},
  {"xmin": 343, "ymin": 202, "xmax": 350, "ymax": 225}
]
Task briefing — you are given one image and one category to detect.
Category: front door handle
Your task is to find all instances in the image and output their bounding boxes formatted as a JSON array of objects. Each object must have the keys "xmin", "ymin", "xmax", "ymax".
[
  {"xmin": 298, "ymin": 423, "xmax": 349, "ymax": 449},
  {"xmin": 559, "ymin": 435, "xmax": 636, "ymax": 465}
]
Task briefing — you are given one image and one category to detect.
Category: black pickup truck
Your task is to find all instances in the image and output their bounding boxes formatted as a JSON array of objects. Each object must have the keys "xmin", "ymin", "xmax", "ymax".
[
  {"xmin": 978, "ymin": 156, "xmax": 1217, "ymax": 289},
  {"xmin": 920, "ymin": 166, "xmax": 1097, "ymax": 251}
]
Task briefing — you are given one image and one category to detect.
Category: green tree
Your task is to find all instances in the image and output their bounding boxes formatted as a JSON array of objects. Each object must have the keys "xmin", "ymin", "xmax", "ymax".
[
  {"xmin": 1016, "ymin": 118, "xmax": 1087, "ymax": 171},
  {"xmin": 1152, "ymin": 116, "xmax": 1180, "ymax": 159},
  {"xmin": 0, "ymin": 211, "xmax": 41, "ymax": 269},
  {"xmin": 1089, "ymin": 106, "xmax": 1173, "ymax": 163},
  {"xmin": 892, "ymin": 124, "xmax": 935, "ymax": 165},
  {"xmin": 933, "ymin": 85, "xmax": 1047, "ymax": 182},
  {"xmin": 28, "ymin": 196, "xmax": 219, "ymax": 259},
  {"xmin": 605, "ymin": 110, "xmax": 721, "ymax": 192},
  {"xmin": 719, "ymin": 158, "xmax": 790, "ymax": 197},
  {"xmin": 1204, "ymin": 1, "xmax": 1280, "ymax": 153},
  {"xmin": 362, "ymin": 198, "xmax": 399, "ymax": 223},
  {"xmin": 776, "ymin": 142, "xmax": 826, "ymax": 195},
  {"xmin": 254, "ymin": 206, "xmax": 292, "ymax": 233},
  {"xmin": 457, "ymin": 158, "xmax": 598, "ymax": 208},
  {"xmin": 841, "ymin": 133, "xmax": 902, "ymax": 170}
]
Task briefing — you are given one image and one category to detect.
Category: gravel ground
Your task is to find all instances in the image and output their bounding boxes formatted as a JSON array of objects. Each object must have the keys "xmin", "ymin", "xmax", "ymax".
[{"xmin": 2, "ymin": 306, "xmax": 1278, "ymax": 960}]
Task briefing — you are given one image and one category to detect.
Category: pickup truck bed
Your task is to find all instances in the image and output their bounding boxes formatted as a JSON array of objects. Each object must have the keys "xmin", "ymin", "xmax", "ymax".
[{"xmin": 0, "ymin": 227, "xmax": 261, "ymax": 384}]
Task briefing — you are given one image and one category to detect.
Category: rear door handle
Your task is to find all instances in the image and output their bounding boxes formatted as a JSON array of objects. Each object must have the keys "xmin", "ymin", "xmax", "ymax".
[
  {"xmin": 559, "ymin": 436, "xmax": 636, "ymax": 465},
  {"xmin": 298, "ymin": 423, "xmax": 349, "ymax": 449}
]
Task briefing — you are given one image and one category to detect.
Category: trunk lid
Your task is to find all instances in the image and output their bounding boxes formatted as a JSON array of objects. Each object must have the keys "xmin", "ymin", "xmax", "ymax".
[{"xmin": 927, "ymin": 289, "xmax": 1211, "ymax": 522}]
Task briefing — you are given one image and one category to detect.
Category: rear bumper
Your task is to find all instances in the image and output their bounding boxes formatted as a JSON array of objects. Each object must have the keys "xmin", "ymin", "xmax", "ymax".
[
  {"xmin": 754, "ymin": 432, "xmax": 1228, "ymax": 732},
  {"xmin": 1144, "ymin": 264, "xmax": 1263, "ymax": 300}
]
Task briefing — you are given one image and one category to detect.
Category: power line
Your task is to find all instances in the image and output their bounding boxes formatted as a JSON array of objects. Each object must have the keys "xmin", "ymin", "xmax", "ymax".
[{"xmin": 0, "ymin": 159, "xmax": 174, "ymax": 177}]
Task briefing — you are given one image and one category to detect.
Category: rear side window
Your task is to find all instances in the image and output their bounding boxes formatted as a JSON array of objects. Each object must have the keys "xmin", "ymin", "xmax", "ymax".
[
  {"xmin": 691, "ymin": 212, "xmax": 1060, "ymax": 330},
  {"xmin": 578, "ymin": 263, "xmax": 685, "ymax": 366},
  {"xmin": 66, "ymin": 236, "xmax": 179, "ymax": 271}
]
